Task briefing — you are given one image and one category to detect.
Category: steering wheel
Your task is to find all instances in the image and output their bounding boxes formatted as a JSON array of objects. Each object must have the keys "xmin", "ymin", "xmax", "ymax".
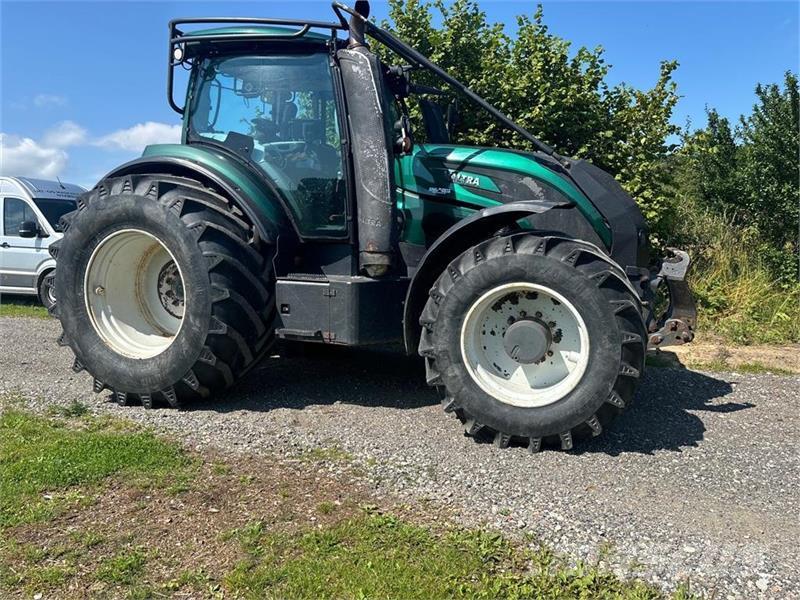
[{"xmin": 260, "ymin": 145, "xmax": 288, "ymax": 169}]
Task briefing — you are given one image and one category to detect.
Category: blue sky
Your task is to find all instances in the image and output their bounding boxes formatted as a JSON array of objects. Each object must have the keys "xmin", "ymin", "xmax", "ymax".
[{"xmin": 1, "ymin": 1, "xmax": 797, "ymax": 188}]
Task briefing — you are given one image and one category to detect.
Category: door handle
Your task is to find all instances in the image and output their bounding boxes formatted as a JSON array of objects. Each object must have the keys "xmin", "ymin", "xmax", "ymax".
[{"xmin": 0, "ymin": 242, "xmax": 9, "ymax": 248}]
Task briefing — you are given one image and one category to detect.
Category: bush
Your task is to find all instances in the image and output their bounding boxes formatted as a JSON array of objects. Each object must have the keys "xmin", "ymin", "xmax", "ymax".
[{"xmin": 671, "ymin": 201, "xmax": 799, "ymax": 344}]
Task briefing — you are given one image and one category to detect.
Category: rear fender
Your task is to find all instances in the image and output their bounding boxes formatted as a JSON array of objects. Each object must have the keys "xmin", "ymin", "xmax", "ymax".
[
  {"xmin": 403, "ymin": 201, "xmax": 568, "ymax": 354},
  {"xmin": 104, "ymin": 151, "xmax": 287, "ymax": 244}
]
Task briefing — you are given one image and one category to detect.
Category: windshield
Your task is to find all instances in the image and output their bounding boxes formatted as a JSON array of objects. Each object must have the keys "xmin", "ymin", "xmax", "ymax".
[
  {"xmin": 189, "ymin": 53, "xmax": 346, "ymax": 237},
  {"xmin": 32, "ymin": 198, "xmax": 77, "ymax": 231}
]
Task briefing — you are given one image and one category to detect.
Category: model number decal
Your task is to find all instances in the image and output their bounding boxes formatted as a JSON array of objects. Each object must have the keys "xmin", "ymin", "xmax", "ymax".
[{"xmin": 427, "ymin": 186, "xmax": 452, "ymax": 195}]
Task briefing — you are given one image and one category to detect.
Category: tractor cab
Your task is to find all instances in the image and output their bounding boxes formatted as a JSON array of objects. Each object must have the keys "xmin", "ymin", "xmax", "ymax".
[{"xmin": 171, "ymin": 14, "xmax": 411, "ymax": 280}]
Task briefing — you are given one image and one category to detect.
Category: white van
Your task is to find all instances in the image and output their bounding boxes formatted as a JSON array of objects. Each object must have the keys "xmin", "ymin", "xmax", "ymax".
[{"xmin": 0, "ymin": 176, "xmax": 85, "ymax": 308}]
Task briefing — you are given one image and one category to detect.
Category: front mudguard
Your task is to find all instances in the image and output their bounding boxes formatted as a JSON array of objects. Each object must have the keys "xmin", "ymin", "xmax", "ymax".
[{"xmin": 646, "ymin": 249, "xmax": 697, "ymax": 349}]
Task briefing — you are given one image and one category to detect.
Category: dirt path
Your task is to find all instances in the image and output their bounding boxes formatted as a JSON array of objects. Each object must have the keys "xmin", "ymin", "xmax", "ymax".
[{"xmin": 660, "ymin": 336, "xmax": 800, "ymax": 373}]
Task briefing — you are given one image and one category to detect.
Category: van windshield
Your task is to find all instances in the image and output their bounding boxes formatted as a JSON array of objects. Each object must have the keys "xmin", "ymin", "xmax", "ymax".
[{"xmin": 32, "ymin": 198, "xmax": 77, "ymax": 231}]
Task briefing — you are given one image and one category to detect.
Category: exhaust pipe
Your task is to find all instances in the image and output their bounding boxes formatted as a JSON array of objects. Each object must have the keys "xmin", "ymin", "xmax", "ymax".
[
  {"xmin": 338, "ymin": 0, "xmax": 396, "ymax": 277},
  {"xmin": 347, "ymin": 1, "xmax": 369, "ymax": 48}
]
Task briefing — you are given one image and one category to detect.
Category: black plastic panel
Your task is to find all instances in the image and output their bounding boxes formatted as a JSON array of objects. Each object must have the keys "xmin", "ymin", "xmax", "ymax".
[{"xmin": 276, "ymin": 275, "xmax": 408, "ymax": 345}]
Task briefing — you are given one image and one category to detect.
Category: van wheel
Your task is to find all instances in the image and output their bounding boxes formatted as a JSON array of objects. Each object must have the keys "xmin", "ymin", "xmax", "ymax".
[{"xmin": 38, "ymin": 271, "xmax": 56, "ymax": 311}]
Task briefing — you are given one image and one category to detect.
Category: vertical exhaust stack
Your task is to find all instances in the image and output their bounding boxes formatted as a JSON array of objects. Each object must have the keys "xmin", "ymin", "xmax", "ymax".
[
  {"xmin": 347, "ymin": 0, "xmax": 369, "ymax": 48},
  {"xmin": 337, "ymin": 0, "xmax": 397, "ymax": 277}
]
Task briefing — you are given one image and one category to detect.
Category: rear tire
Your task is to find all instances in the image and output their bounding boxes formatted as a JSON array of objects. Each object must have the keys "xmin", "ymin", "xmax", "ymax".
[
  {"xmin": 419, "ymin": 234, "xmax": 646, "ymax": 451},
  {"xmin": 50, "ymin": 174, "xmax": 276, "ymax": 407}
]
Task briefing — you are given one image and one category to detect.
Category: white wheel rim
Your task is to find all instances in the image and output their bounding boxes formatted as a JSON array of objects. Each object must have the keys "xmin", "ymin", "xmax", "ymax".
[
  {"xmin": 84, "ymin": 229, "xmax": 186, "ymax": 359},
  {"xmin": 460, "ymin": 282, "xmax": 590, "ymax": 408}
]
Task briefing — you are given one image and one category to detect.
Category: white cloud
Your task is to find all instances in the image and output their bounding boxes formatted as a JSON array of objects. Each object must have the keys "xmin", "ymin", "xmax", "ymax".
[
  {"xmin": 33, "ymin": 94, "xmax": 68, "ymax": 108},
  {"xmin": 0, "ymin": 120, "xmax": 181, "ymax": 181},
  {"xmin": 94, "ymin": 122, "xmax": 182, "ymax": 153},
  {"xmin": 0, "ymin": 133, "xmax": 68, "ymax": 178},
  {"xmin": 41, "ymin": 120, "xmax": 88, "ymax": 148}
]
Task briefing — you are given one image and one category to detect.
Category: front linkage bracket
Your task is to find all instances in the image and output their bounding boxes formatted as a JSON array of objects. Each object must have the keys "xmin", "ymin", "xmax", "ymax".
[{"xmin": 647, "ymin": 249, "xmax": 697, "ymax": 350}]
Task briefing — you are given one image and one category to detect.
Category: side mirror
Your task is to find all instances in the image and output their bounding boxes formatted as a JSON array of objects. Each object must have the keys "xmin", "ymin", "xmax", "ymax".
[
  {"xmin": 18, "ymin": 220, "xmax": 41, "ymax": 238},
  {"xmin": 394, "ymin": 114, "xmax": 413, "ymax": 155},
  {"xmin": 385, "ymin": 65, "xmax": 411, "ymax": 99}
]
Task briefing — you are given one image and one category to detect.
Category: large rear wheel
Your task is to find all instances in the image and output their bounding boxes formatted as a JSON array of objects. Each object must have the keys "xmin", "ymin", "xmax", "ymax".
[
  {"xmin": 50, "ymin": 174, "xmax": 276, "ymax": 407},
  {"xmin": 419, "ymin": 234, "xmax": 646, "ymax": 451}
]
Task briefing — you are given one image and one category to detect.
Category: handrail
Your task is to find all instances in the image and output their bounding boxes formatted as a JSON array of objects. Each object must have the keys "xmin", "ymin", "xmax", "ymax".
[
  {"xmin": 167, "ymin": 17, "xmax": 344, "ymax": 114},
  {"xmin": 169, "ymin": 17, "xmax": 344, "ymax": 32}
]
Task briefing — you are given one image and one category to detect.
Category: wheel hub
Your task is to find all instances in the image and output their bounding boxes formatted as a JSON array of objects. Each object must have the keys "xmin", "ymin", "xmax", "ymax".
[
  {"xmin": 460, "ymin": 283, "xmax": 590, "ymax": 408},
  {"xmin": 84, "ymin": 229, "xmax": 186, "ymax": 359},
  {"xmin": 503, "ymin": 317, "xmax": 552, "ymax": 364},
  {"xmin": 157, "ymin": 261, "xmax": 185, "ymax": 319}
]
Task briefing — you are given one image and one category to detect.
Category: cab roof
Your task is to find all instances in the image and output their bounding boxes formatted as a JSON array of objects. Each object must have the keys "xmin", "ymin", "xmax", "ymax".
[{"xmin": 183, "ymin": 25, "xmax": 331, "ymax": 42}]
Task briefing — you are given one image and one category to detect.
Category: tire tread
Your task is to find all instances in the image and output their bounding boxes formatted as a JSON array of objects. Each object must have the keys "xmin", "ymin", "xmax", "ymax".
[{"xmin": 418, "ymin": 233, "xmax": 646, "ymax": 452}]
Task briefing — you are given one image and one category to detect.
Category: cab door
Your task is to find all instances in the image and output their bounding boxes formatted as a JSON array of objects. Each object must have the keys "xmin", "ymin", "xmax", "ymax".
[{"xmin": 0, "ymin": 196, "xmax": 46, "ymax": 292}]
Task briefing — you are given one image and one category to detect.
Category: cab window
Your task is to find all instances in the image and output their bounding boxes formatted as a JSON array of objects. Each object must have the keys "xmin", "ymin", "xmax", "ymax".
[
  {"xmin": 189, "ymin": 53, "xmax": 346, "ymax": 237},
  {"xmin": 3, "ymin": 198, "xmax": 38, "ymax": 237}
]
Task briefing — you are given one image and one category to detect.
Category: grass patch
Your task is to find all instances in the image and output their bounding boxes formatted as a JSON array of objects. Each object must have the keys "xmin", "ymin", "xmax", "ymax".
[
  {"xmin": 316, "ymin": 500, "xmax": 337, "ymax": 515},
  {"xmin": 0, "ymin": 400, "xmax": 698, "ymax": 599},
  {"xmin": 0, "ymin": 408, "xmax": 189, "ymax": 529},
  {"xmin": 46, "ymin": 399, "xmax": 90, "ymax": 418},
  {"xmin": 691, "ymin": 360, "xmax": 795, "ymax": 376},
  {"xmin": 0, "ymin": 538, "xmax": 82, "ymax": 594},
  {"xmin": 0, "ymin": 296, "xmax": 49, "ymax": 319},
  {"xmin": 224, "ymin": 513, "xmax": 693, "ymax": 599},
  {"xmin": 96, "ymin": 547, "xmax": 148, "ymax": 585},
  {"xmin": 299, "ymin": 445, "xmax": 353, "ymax": 463},
  {"xmin": 646, "ymin": 351, "xmax": 796, "ymax": 375}
]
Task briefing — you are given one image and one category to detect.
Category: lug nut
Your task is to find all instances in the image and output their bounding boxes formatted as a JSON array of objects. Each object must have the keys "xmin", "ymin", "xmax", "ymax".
[
  {"xmin": 95, "ymin": 286, "xmax": 105, "ymax": 296},
  {"xmin": 535, "ymin": 311, "xmax": 542, "ymax": 318}
]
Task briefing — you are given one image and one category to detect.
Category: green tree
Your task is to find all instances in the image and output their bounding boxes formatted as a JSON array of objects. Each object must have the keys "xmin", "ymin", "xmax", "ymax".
[
  {"xmin": 738, "ymin": 71, "xmax": 799, "ymax": 280},
  {"xmin": 381, "ymin": 0, "xmax": 680, "ymax": 233},
  {"xmin": 677, "ymin": 108, "xmax": 741, "ymax": 212},
  {"xmin": 677, "ymin": 72, "xmax": 799, "ymax": 282}
]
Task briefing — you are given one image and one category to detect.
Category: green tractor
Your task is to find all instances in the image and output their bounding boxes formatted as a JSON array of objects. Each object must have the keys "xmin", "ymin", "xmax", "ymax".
[{"xmin": 51, "ymin": 2, "xmax": 696, "ymax": 452}]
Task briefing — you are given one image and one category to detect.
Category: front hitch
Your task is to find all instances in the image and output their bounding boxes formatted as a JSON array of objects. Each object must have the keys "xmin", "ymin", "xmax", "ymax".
[{"xmin": 647, "ymin": 249, "xmax": 697, "ymax": 349}]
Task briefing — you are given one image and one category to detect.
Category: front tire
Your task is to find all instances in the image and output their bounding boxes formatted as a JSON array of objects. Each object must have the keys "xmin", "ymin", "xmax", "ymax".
[
  {"xmin": 50, "ymin": 175, "xmax": 276, "ymax": 407},
  {"xmin": 419, "ymin": 234, "xmax": 646, "ymax": 451}
]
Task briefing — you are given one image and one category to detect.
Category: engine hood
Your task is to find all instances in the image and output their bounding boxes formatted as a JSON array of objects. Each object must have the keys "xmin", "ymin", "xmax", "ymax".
[{"xmin": 394, "ymin": 144, "xmax": 609, "ymax": 245}]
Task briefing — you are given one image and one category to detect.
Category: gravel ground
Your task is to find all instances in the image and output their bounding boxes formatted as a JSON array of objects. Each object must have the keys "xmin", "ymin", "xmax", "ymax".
[{"xmin": 2, "ymin": 316, "xmax": 798, "ymax": 599}]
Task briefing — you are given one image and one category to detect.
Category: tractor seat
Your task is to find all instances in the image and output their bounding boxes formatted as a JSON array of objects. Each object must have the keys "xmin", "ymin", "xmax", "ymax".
[{"xmin": 300, "ymin": 120, "xmax": 340, "ymax": 178}]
